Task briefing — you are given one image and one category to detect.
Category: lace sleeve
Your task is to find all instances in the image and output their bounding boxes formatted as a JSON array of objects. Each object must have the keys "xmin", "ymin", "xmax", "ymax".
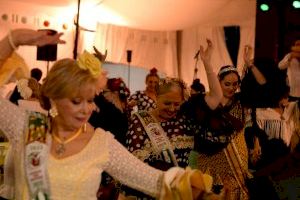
[
  {"xmin": 103, "ymin": 134, "xmax": 163, "ymax": 198},
  {"xmin": 0, "ymin": 98, "xmax": 26, "ymax": 143}
]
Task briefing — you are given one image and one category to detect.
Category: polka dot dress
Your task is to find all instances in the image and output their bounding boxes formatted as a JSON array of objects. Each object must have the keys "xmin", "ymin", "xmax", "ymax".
[{"xmin": 128, "ymin": 91, "xmax": 156, "ymax": 112}]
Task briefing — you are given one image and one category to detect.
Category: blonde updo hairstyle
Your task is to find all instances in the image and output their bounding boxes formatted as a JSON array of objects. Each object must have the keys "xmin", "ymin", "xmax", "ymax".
[
  {"xmin": 156, "ymin": 77, "xmax": 189, "ymax": 101},
  {"xmin": 40, "ymin": 58, "xmax": 99, "ymax": 110}
]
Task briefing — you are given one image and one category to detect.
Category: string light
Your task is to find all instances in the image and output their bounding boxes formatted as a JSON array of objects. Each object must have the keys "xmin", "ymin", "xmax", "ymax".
[
  {"xmin": 260, "ymin": 3, "xmax": 270, "ymax": 12},
  {"xmin": 292, "ymin": 0, "xmax": 300, "ymax": 9}
]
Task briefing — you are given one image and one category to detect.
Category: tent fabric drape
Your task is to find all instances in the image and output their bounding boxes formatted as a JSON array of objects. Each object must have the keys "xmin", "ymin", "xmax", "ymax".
[
  {"xmin": 179, "ymin": 0, "xmax": 256, "ymax": 89},
  {"xmin": 179, "ymin": 26, "xmax": 233, "ymax": 90},
  {"xmin": 93, "ymin": 23, "xmax": 255, "ymax": 90},
  {"xmin": 94, "ymin": 24, "xmax": 178, "ymax": 78},
  {"xmin": 236, "ymin": 22, "xmax": 256, "ymax": 76},
  {"xmin": 0, "ymin": 0, "xmax": 256, "ymax": 91},
  {"xmin": 92, "ymin": 1, "xmax": 256, "ymax": 89}
]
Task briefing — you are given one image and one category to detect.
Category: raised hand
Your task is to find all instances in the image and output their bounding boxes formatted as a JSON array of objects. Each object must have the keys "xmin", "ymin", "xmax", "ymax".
[
  {"xmin": 199, "ymin": 39, "xmax": 213, "ymax": 64},
  {"xmin": 12, "ymin": 29, "xmax": 65, "ymax": 47},
  {"xmin": 243, "ymin": 45, "xmax": 254, "ymax": 68},
  {"xmin": 93, "ymin": 46, "xmax": 107, "ymax": 62}
]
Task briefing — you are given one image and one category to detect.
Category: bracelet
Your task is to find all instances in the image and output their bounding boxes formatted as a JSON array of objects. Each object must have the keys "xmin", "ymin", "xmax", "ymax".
[{"xmin": 8, "ymin": 30, "xmax": 18, "ymax": 50}]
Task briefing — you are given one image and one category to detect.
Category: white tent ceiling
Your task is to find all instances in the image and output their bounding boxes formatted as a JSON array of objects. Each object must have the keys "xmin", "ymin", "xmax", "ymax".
[
  {"xmin": 1, "ymin": 0, "xmax": 256, "ymax": 91},
  {"xmin": 9, "ymin": 0, "xmax": 256, "ymax": 31}
]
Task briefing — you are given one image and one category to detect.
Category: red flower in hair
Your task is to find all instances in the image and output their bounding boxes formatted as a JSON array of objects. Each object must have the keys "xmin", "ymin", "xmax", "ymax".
[
  {"xmin": 150, "ymin": 68, "xmax": 158, "ymax": 75},
  {"xmin": 107, "ymin": 78, "xmax": 130, "ymax": 99},
  {"xmin": 109, "ymin": 78, "xmax": 122, "ymax": 92}
]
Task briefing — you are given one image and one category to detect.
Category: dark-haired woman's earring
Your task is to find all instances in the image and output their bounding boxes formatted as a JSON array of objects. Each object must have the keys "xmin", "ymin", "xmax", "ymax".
[{"xmin": 49, "ymin": 105, "xmax": 58, "ymax": 118}]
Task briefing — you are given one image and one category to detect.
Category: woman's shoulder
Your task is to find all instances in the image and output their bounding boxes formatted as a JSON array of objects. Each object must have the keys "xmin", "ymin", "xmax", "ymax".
[
  {"xmin": 94, "ymin": 127, "xmax": 115, "ymax": 138},
  {"xmin": 18, "ymin": 100, "xmax": 47, "ymax": 114},
  {"xmin": 131, "ymin": 90, "xmax": 144, "ymax": 96},
  {"xmin": 92, "ymin": 128, "xmax": 118, "ymax": 148},
  {"xmin": 181, "ymin": 93, "xmax": 209, "ymax": 113}
]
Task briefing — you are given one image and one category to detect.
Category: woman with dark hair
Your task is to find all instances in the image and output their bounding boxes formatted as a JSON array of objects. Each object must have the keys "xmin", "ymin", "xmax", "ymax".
[
  {"xmin": 194, "ymin": 65, "xmax": 250, "ymax": 199},
  {"xmin": 128, "ymin": 67, "xmax": 159, "ymax": 112},
  {"xmin": 190, "ymin": 78, "xmax": 205, "ymax": 95},
  {"xmin": 89, "ymin": 77, "xmax": 131, "ymax": 200},
  {"xmin": 89, "ymin": 77, "xmax": 130, "ymax": 145},
  {"xmin": 190, "ymin": 45, "xmax": 268, "ymax": 200}
]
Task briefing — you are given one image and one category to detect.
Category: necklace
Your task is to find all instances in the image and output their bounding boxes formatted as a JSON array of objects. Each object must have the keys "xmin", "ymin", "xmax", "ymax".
[{"xmin": 52, "ymin": 127, "xmax": 82, "ymax": 156}]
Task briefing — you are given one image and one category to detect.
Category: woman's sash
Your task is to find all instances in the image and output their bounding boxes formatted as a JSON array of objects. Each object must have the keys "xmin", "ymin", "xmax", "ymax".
[
  {"xmin": 24, "ymin": 111, "xmax": 51, "ymax": 200},
  {"xmin": 135, "ymin": 111, "xmax": 178, "ymax": 166}
]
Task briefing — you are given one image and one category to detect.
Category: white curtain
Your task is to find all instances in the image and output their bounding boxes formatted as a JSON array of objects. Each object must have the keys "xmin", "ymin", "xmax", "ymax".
[
  {"xmin": 179, "ymin": 26, "xmax": 233, "ymax": 90},
  {"xmin": 94, "ymin": 23, "xmax": 178, "ymax": 77},
  {"xmin": 93, "ymin": 23, "xmax": 255, "ymax": 90},
  {"xmin": 91, "ymin": 1, "xmax": 256, "ymax": 89},
  {"xmin": 236, "ymin": 20, "xmax": 256, "ymax": 76},
  {"xmin": 179, "ymin": 0, "xmax": 256, "ymax": 89}
]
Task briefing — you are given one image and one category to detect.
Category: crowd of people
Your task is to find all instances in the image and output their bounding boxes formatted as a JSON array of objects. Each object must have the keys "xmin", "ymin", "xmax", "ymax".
[{"xmin": 0, "ymin": 28, "xmax": 299, "ymax": 200}]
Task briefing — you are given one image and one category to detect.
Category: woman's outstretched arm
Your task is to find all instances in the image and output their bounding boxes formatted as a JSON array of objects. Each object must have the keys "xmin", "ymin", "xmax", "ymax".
[
  {"xmin": 242, "ymin": 45, "xmax": 266, "ymax": 85},
  {"xmin": 200, "ymin": 39, "xmax": 223, "ymax": 110},
  {"xmin": 103, "ymin": 133, "xmax": 163, "ymax": 198},
  {"xmin": 0, "ymin": 29, "xmax": 65, "ymax": 67}
]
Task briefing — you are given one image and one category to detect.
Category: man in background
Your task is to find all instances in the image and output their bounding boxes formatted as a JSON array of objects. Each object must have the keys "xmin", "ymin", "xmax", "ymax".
[{"xmin": 278, "ymin": 39, "xmax": 300, "ymax": 104}]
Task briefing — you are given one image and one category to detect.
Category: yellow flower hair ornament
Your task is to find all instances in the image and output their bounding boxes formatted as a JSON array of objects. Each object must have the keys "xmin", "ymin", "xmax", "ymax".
[{"xmin": 77, "ymin": 50, "xmax": 102, "ymax": 77}]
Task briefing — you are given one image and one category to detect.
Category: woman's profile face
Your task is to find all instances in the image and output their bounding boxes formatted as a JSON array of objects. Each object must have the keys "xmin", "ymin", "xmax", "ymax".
[
  {"xmin": 146, "ymin": 76, "xmax": 159, "ymax": 92},
  {"xmin": 156, "ymin": 86, "xmax": 183, "ymax": 120},
  {"xmin": 54, "ymin": 83, "xmax": 96, "ymax": 131},
  {"xmin": 220, "ymin": 72, "xmax": 239, "ymax": 99}
]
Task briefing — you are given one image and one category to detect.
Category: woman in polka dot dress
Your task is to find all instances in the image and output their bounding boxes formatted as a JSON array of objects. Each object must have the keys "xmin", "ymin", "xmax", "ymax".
[
  {"xmin": 121, "ymin": 40, "xmax": 223, "ymax": 199},
  {"xmin": 128, "ymin": 68, "xmax": 159, "ymax": 113}
]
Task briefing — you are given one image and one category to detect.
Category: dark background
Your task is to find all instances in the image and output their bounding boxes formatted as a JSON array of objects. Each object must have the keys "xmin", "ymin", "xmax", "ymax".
[
  {"xmin": 255, "ymin": 0, "xmax": 300, "ymax": 63},
  {"xmin": 224, "ymin": 0, "xmax": 300, "ymax": 66}
]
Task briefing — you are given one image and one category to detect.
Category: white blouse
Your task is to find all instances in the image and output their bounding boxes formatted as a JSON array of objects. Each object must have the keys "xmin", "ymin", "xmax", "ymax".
[
  {"xmin": 256, "ymin": 102, "xmax": 299, "ymax": 146},
  {"xmin": 0, "ymin": 98, "xmax": 163, "ymax": 200}
]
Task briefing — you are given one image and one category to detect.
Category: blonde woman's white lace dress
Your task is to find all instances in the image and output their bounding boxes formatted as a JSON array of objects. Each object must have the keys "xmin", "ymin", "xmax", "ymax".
[{"xmin": 0, "ymin": 98, "xmax": 163, "ymax": 200}]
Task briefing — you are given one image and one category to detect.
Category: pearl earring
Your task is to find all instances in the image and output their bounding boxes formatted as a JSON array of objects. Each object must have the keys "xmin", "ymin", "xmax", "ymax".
[{"xmin": 49, "ymin": 105, "xmax": 58, "ymax": 118}]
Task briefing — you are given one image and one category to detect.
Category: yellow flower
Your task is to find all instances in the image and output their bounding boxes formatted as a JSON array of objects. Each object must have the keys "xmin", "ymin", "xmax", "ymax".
[{"xmin": 77, "ymin": 50, "xmax": 102, "ymax": 77}]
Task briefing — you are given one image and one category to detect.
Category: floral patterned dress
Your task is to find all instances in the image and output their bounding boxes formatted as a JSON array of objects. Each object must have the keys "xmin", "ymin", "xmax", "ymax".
[{"xmin": 194, "ymin": 95, "xmax": 250, "ymax": 200}]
